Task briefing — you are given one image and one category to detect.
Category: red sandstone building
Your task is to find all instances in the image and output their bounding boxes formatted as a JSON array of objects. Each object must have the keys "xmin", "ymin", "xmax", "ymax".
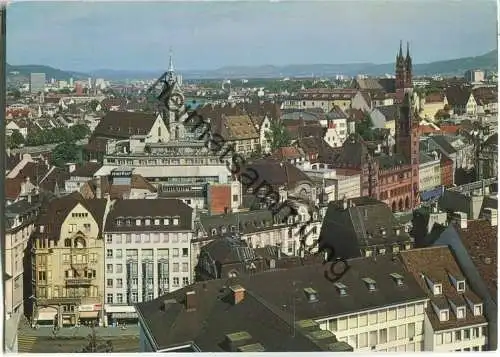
[{"xmin": 330, "ymin": 42, "xmax": 420, "ymax": 211}]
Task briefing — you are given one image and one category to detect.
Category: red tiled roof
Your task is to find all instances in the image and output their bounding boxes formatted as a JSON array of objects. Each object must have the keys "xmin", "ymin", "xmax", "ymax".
[
  {"xmin": 457, "ymin": 219, "xmax": 498, "ymax": 301},
  {"xmin": 5, "ymin": 177, "xmax": 24, "ymax": 200}
]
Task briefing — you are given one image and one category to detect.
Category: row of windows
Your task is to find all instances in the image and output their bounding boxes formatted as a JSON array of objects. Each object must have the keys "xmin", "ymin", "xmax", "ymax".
[
  {"xmin": 116, "ymin": 217, "xmax": 180, "ymax": 227},
  {"xmin": 336, "ymin": 323, "xmax": 419, "ymax": 348},
  {"xmin": 436, "ymin": 327, "xmax": 487, "ymax": 344},
  {"xmin": 106, "ymin": 247, "xmax": 188, "ymax": 260},
  {"xmin": 105, "ymin": 277, "xmax": 190, "ymax": 304},
  {"xmin": 327, "ymin": 303, "xmax": 426, "ymax": 332},
  {"xmin": 106, "ymin": 233, "xmax": 190, "ymax": 244}
]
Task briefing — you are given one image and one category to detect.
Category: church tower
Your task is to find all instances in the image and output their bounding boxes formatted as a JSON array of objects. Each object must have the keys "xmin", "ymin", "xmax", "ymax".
[
  {"xmin": 394, "ymin": 41, "xmax": 420, "ymax": 208},
  {"xmin": 395, "ymin": 41, "xmax": 413, "ymax": 104},
  {"xmin": 163, "ymin": 50, "xmax": 186, "ymax": 141}
]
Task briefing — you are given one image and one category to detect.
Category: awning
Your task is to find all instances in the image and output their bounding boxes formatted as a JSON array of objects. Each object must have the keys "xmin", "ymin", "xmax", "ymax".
[
  {"xmin": 104, "ymin": 305, "xmax": 136, "ymax": 313},
  {"xmin": 420, "ymin": 186, "xmax": 444, "ymax": 201},
  {"xmin": 112, "ymin": 312, "xmax": 137, "ymax": 319},
  {"xmin": 37, "ymin": 311, "xmax": 57, "ymax": 321},
  {"xmin": 79, "ymin": 311, "xmax": 99, "ymax": 319}
]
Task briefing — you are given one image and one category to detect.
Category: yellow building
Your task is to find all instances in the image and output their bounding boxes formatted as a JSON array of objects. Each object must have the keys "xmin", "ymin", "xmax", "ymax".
[
  {"xmin": 31, "ymin": 192, "xmax": 110, "ymax": 327},
  {"xmin": 420, "ymin": 93, "xmax": 447, "ymax": 121}
]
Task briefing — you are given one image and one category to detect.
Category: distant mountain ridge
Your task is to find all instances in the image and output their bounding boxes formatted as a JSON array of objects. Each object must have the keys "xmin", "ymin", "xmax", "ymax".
[{"xmin": 7, "ymin": 49, "xmax": 497, "ymax": 81}]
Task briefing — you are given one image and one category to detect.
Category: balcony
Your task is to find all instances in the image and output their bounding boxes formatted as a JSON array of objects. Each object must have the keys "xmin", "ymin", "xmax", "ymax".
[
  {"xmin": 65, "ymin": 278, "xmax": 92, "ymax": 286},
  {"xmin": 37, "ymin": 297, "xmax": 81, "ymax": 306},
  {"xmin": 70, "ymin": 262, "xmax": 88, "ymax": 270}
]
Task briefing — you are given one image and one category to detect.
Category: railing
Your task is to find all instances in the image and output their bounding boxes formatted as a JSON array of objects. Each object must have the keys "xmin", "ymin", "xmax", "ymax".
[{"xmin": 65, "ymin": 278, "xmax": 92, "ymax": 286}]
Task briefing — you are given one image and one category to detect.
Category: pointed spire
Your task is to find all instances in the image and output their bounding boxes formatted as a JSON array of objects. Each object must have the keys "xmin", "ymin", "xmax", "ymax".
[
  {"xmin": 399, "ymin": 40, "xmax": 403, "ymax": 58},
  {"xmin": 168, "ymin": 47, "xmax": 175, "ymax": 74},
  {"xmin": 406, "ymin": 41, "xmax": 410, "ymax": 58}
]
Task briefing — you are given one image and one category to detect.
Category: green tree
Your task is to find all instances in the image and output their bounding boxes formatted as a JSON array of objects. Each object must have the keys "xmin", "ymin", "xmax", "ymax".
[
  {"xmin": 355, "ymin": 113, "xmax": 375, "ymax": 141},
  {"xmin": 51, "ymin": 142, "xmax": 81, "ymax": 167},
  {"xmin": 265, "ymin": 119, "xmax": 292, "ymax": 151},
  {"xmin": 88, "ymin": 99, "xmax": 100, "ymax": 111},
  {"xmin": 8, "ymin": 129, "xmax": 25, "ymax": 149}
]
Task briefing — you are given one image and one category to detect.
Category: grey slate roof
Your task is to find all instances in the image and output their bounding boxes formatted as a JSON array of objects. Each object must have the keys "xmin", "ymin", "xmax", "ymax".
[
  {"xmin": 429, "ymin": 135, "xmax": 458, "ymax": 155},
  {"xmin": 136, "ymin": 255, "xmax": 426, "ymax": 351},
  {"xmin": 319, "ymin": 197, "xmax": 412, "ymax": 259}
]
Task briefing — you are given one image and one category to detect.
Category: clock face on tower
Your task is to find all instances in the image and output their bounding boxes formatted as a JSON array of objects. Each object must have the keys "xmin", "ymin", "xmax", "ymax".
[{"xmin": 166, "ymin": 92, "xmax": 184, "ymax": 111}]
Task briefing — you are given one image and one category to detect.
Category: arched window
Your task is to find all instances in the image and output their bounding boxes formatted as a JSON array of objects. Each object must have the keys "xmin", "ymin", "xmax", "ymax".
[
  {"xmin": 64, "ymin": 239, "xmax": 72, "ymax": 247},
  {"xmin": 74, "ymin": 237, "xmax": 86, "ymax": 248},
  {"xmin": 158, "ymin": 126, "xmax": 161, "ymax": 137}
]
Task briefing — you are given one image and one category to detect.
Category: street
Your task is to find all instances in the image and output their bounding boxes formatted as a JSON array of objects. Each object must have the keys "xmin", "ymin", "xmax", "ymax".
[{"xmin": 17, "ymin": 325, "xmax": 140, "ymax": 353}]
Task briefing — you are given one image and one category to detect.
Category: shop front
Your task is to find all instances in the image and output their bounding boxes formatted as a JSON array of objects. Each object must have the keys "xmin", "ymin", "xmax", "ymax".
[
  {"xmin": 78, "ymin": 304, "xmax": 102, "ymax": 327},
  {"xmin": 104, "ymin": 305, "xmax": 138, "ymax": 327},
  {"xmin": 36, "ymin": 307, "xmax": 57, "ymax": 326}
]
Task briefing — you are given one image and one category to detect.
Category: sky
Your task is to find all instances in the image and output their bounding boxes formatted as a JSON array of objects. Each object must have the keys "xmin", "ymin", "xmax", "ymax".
[{"xmin": 6, "ymin": 0, "xmax": 498, "ymax": 72}]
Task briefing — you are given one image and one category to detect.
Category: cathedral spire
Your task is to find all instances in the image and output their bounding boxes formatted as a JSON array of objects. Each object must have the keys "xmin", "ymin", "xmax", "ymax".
[
  {"xmin": 406, "ymin": 42, "xmax": 410, "ymax": 58},
  {"xmin": 399, "ymin": 40, "xmax": 403, "ymax": 58},
  {"xmin": 167, "ymin": 47, "xmax": 175, "ymax": 82}
]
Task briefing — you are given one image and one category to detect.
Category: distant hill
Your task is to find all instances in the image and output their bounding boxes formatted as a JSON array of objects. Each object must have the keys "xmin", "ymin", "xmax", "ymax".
[
  {"xmin": 8, "ymin": 49, "xmax": 497, "ymax": 81},
  {"xmin": 192, "ymin": 49, "xmax": 498, "ymax": 79},
  {"xmin": 6, "ymin": 63, "xmax": 88, "ymax": 81}
]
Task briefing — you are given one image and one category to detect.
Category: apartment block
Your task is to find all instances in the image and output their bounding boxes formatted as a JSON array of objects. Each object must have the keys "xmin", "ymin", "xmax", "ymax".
[{"xmin": 103, "ymin": 199, "xmax": 194, "ymax": 325}]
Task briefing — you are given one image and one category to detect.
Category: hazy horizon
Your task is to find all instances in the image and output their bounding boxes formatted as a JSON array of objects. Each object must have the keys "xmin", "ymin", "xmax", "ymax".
[{"xmin": 7, "ymin": 1, "xmax": 497, "ymax": 72}]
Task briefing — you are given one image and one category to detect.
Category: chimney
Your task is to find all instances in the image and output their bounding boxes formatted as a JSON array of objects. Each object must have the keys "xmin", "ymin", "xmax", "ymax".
[
  {"xmin": 185, "ymin": 291, "xmax": 196, "ymax": 311},
  {"xmin": 452, "ymin": 212, "xmax": 468, "ymax": 229},
  {"xmin": 230, "ymin": 285, "xmax": 245, "ymax": 305},
  {"xmin": 482, "ymin": 208, "xmax": 497, "ymax": 227},
  {"xmin": 342, "ymin": 195, "xmax": 348, "ymax": 210},
  {"xmin": 95, "ymin": 178, "xmax": 102, "ymax": 199}
]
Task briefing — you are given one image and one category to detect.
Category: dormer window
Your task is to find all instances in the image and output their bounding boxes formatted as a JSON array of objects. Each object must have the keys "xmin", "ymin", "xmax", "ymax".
[
  {"xmin": 154, "ymin": 219, "xmax": 160, "ymax": 225},
  {"xmin": 456, "ymin": 306, "xmax": 466, "ymax": 319},
  {"xmin": 173, "ymin": 218, "xmax": 179, "ymax": 226},
  {"xmin": 304, "ymin": 287, "xmax": 319, "ymax": 303},
  {"xmin": 474, "ymin": 304, "xmax": 483, "ymax": 316},
  {"xmin": 378, "ymin": 248, "xmax": 386, "ymax": 255},
  {"xmin": 163, "ymin": 219, "xmax": 170, "ymax": 225},
  {"xmin": 126, "ymin": 219, "xmax": 131, "ymax": 225},
  {"xmin": 145, "ymin": 219, "xmax": 151, "ymax": 225},
  {"xmin": 457, "ymin": 280, "xmax": 466, "ymax": 292},
  {"xmin": 365, "ymin": 249, "xmax": 372, "ymax": 257},
  {"xmin": 116, "ymin": 219, "xmax": 122, "ymax": 226},
  {"xmin": 334, "ymin": 282, "xmax": 348, "ymax": 296},
  {"xmin": 362, "ymin": 278, "xmax": 377, "ymax": 291},
  {"xmin": 39, "ymin": 225, "xmax": 45, "ymax": 233},
  {"xmin": 439, "ymin": 309, "xmax": 449, "ymax": 322},
  {"xmin": 433, "ymin": 284, "xmax": 442, "ymax": 295},
  {"xmin": 392, "ymin": 245, "xmax": 400, "ymax": 253},
  {"xmin": 136, "ymin": 219, "xmax": 141, "ymax": 226},
  {"xmin": 390, "ymin": 273, "xmax": 404, "ymax": 286}
]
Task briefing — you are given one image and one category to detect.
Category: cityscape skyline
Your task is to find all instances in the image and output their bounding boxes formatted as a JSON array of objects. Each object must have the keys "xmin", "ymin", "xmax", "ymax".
[{"xmin": 7, "ymin": 1, "xmax": 497, "ymax": 72}]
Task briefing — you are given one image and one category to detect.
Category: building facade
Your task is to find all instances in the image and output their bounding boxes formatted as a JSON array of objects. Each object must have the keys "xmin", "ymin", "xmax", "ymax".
[
  {"xmin": 103, "ymin": 199, "xmax": 194, "ymax": 325},
  {"xmin": 31, "ymin": 193, "xmax": 109, "ymax": 327},
  {"xmin": 30, "ymin": 73, "xmax": 46, "ymax": 94}
]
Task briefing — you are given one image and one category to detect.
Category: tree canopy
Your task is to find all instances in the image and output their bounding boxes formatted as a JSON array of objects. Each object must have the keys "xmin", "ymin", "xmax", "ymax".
[
  {"xmin": 25, "ymin": 124, "xmax": 90, "ymax": 147},
  {"xmin": 7, "ymin": 129, "xmax": 25, "ymax": 149},
  {"xmin": 264, "ymin": 119, "xmax": 292, "ymax": 151},
  {"xmin": 355, "ymin": 113, "xmax": 375, "ymax": 141},
  {"xmin": 51, "ymin": 142, "xmax": 82, "ymax": 168}
]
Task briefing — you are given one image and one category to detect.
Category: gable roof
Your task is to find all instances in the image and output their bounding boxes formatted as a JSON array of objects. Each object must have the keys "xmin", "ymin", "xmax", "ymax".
[
  {"xmin": 35, "ymin": 192, "xmax": 107, "ymax": 241},
  {"xmin": 241, "ymin": 159, "xmax": 312, "ymax": 190},
  {"xmin": 445, "ymin": 86, "xmax": 472, "ymax": 106},
  {"xmin": 374, "ymin": 105, "xmax": 399, "ymax": 121},
  {"xmin": 92, "ymin": 111, "xmax": 158, "ymax": 139}
]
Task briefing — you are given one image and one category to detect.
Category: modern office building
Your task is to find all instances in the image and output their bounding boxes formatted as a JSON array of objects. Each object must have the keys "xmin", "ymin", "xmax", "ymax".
[{"xmin": 29, "ymin": 73, "xmax": 46, "ymax": 94}]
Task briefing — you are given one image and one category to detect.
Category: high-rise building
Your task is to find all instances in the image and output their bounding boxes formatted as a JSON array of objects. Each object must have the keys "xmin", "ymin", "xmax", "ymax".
[{"xmin": 29, "ymin": 72, "xmax": 46, "ymax": 94}]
